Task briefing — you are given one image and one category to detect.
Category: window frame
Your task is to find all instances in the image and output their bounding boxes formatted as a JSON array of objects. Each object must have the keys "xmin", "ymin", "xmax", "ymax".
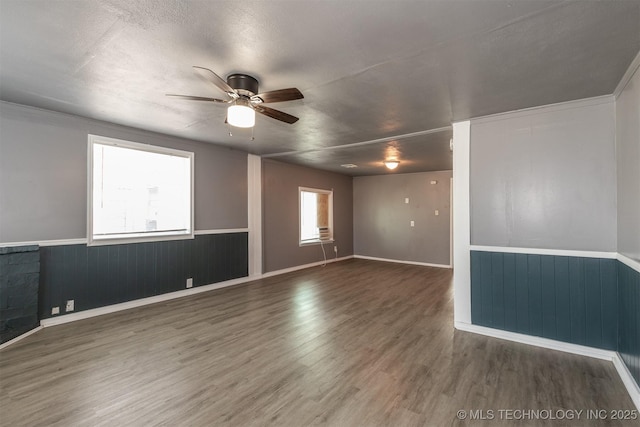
[
  {"xmin": 298, "ymin": 186, "xmax": 334, "ymax": 246},
  {"xmin": 87, "ymin": 134, "xmax": 195, "ymax": 246}
]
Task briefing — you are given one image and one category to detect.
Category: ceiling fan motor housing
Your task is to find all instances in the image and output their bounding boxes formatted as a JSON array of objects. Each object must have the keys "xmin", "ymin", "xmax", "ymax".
[{"xmin": 227, "ymin": 74, "xmax": 259, "ymax": 96}]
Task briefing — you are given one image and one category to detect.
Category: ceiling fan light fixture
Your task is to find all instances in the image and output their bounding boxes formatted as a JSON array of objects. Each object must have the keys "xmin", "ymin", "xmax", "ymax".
[
  {"xmin": 227, "ymin": 100, "xmax": 255, "ymax": 128},
  {"xmin": 169, "ymin": 68, "xmax": 302, "ymax": 127},
  {"xmin": 384, "ymin": 160, "xmax": 399, "ymax": 170}
]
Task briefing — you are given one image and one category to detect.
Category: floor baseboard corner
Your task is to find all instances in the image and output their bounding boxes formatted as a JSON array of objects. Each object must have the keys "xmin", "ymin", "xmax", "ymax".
[
  {"xmin": 456, "ymin": 322, "xmax": 640, "ymax": 410},
  {"xmin": 0, "ymin": 326, "xmax": 43, "ymax": 350},
  {"xmin": 612, "ymin": 352, "xmax": 640, "ymax": 411}
]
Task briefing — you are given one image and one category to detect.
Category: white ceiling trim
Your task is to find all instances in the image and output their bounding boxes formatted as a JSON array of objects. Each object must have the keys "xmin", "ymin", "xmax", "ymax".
[
  {"xmin": 262, "ymin": 126, "xmax": 452, "ymax": 158},
  {"xmin": 469, "ymin": 95, "xmax": 614, "ymax": 125},
  {"xmin": 614, "ymin": 49, "xmax": 640, "ymax": 99}
]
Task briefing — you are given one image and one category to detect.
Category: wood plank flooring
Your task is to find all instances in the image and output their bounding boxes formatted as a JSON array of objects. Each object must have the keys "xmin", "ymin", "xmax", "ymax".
[{"xmin": 0, "ymin": 259, "xmax": 636, "ymax": 426}]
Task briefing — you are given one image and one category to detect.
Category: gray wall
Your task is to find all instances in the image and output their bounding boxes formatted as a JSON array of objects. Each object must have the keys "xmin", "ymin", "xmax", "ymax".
[
  {"xmin": 0, "ymin": 102, "xmax": 247, "ymax": 243},
  {"xmin": 616, "ymin": 68, "xmax": 640, "ymax": 263},
  {"xmin": 262, "ymin": 159, "xmax": 353, "ymax": 273},
  {"xmin": 353, "ymin": 171, "xmax": 451, "ymax": 266},
  {"xmin": 470, "ymin": 99, "xmax": 617, "ymax": 252}
]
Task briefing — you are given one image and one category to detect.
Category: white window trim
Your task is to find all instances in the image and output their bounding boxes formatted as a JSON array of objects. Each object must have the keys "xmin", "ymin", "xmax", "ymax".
[
  {"xmin": 298, "ymin": 186, "xmax": 334, "ymax": 246},
  {"xmin": 87, "ymin": 134, "xmax": 195, "ymax": 246}
]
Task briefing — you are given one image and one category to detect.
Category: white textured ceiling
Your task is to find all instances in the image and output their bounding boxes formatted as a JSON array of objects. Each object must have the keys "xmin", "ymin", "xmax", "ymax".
[{"xmin": 1, "ymin": 0, "xmax": 638, "ymax": 175}]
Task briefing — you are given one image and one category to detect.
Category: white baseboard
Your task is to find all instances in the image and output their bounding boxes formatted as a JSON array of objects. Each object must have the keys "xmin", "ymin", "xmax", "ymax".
[
  {"xmin": 39, "ymin": 256, "xmax": 354, "ymax": 328},
  {"xmin": 0, "ymin": 326, "xmax": 43, "ymax": 350},
  {"xmin": 354, "ymin": 254, "xmax": 451, "ymax": 269},
  {"xmin": 454, "ymin": 322, "xmax": 615, "ymax": 360},
  {"xmin": 455, "ymin": 322, "xmax": 640, "ymax": 410},
  {"xmin": 261, "ymin": 255, "xmax": 353, "ymax": 278},
  {"xmin": 40, "ymin": 275, "xmax": 256, "ymax": 327},
  {"xmin": 613, "ymin": 352, "xmax": 640, "ymax": 410}
]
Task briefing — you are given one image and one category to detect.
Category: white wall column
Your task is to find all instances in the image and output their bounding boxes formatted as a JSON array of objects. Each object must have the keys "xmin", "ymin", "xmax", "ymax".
[
  {"xmin": 453, "ymin": 120, "xmax": 471, "ymax": 326},
  {"xmin": 247, "ymin": 154, "xmax": 262, "ymax": 277}
]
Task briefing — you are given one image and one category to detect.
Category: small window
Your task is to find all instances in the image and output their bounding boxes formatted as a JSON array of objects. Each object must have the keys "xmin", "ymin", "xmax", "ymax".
[
  {"xmin": 88, "ymin": 135, "xmax": 194, "ymax": 245},
  {"xmin": 299, "ymin": 187, "xmax": 333, "ymax": 245}
]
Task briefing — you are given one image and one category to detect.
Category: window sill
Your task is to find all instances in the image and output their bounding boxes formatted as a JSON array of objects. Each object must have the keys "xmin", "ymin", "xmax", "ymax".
[{"xmin": 88, "ymin": 232, "xmax": 194, "ymax": 247}]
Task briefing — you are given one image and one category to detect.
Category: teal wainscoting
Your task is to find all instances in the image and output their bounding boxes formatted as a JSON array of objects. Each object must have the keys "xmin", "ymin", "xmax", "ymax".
[
  {"xmin": 39, "ymin": 232, "xmax": 248, "ymax": 320},
  {"xmin": 618, "ymin": 261, "xmax": 640, "ymax": 386},
  {"xmin": 470, "ymin": 251, "xmax": 618, "ymax": 351}
]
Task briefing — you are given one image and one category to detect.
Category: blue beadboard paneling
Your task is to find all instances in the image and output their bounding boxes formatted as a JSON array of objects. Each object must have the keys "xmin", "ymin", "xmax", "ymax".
[
  {"xmin": 554, "ymin": 257, "xmax": 571, "ymax": 342},
  {"xmin": 541, "ymin": 256, "xmax": 557, "ymax": 340},
  {"xmin": 470, "ymin": 251, "xmax": 618, "ymax": 351},
  {"xmin": 568, "ymin": 257, "xmax": 586, "ymax": 346},
  {"xmin": 490, "ymin": 252, "xmax": 505, "ymax": 329},
  {"xmin": 584, "ymin": 259, "xmax": 604, "ymax": 348},
  {"xmin": 39, "ymin": 233, "xmax": 248, "ymax": 319},
  {"xmin": 600, "ymin": 260, "xmax": 618, "ymax": 351},
  {"xmin": 618, "ymin": 262, "xmax": 640, "ymax": 386},
  {"xmin": 503, "ymin": 253, "xmax": 517, "ymax": 332},
  {"xmin": 514, "ymin": 254, "xmax": 529, "ymax": 334},
  {"xmin": 480, "ymin": 251, "xmax": 493, "ymax": 327},
  {"xmin": 527, "ymin": 255, "xmax": 543, "ymax": 337}
]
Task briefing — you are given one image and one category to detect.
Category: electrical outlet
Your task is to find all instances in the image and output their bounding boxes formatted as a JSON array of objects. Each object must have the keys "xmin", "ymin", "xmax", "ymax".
[
  {"xmin": 435, "ymin": 210, "xmax": 439, "ymax": 216},
  {"xmin": 65, "ymin": 300, "xmax": 74, "ymax": 312},
  {"xmin": 410, "ymin": 220, "xmax": 415, "ymax": 227},
  {"xmin": 405, "ymin": 197, "xmax": 409, "ymax": 204},
  {"xmin": 186, "ymin": 278, "xmax": 193, "ymax": 288},
  {"xmin": 51, "ymin": 306, "xmax": 60, "ymax": 315},
  {"xmin": 334, "ymin": 246, "xmax": 338, "ymax": 253}
]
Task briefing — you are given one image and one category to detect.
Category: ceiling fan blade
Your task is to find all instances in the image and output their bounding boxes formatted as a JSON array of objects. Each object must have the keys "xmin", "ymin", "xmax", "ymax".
[
  {"xmin": 192, "ymin": 66, "xmax": 238, "ymax": 99},
  {"xmin": 166, "ymin": 94, "xmax": 231, "ymax": 103},
  {"xmin": 254, "ymin": 105, "xmax": 299, "ymax": 124},
  {"xmin": 251, "ymin": 88, "xmax": 303, "ymax": 104}
]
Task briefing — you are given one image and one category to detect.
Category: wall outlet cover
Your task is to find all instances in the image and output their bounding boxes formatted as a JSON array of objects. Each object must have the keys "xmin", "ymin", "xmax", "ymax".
[
  {"xmin": 186, "ymin": 278, "xmax": 193, "ymax": 288},
  {"xmin": 51, "ymin": 306, "xmax": 60, "ymax": 315},
  {"xmin": 65, "ymin": 300, "xmax": 74, "ymax": 312}
]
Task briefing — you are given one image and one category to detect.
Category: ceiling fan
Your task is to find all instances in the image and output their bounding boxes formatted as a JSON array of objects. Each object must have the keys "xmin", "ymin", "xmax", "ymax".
[{"xmin": 167, "ymin": 66, "xmax": 303, "ymax": 128}]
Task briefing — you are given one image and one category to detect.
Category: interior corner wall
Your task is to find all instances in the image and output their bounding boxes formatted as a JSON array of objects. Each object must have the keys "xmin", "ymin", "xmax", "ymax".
[
  {"xmin": 262, "ymin": 159, "xmax": 353, "ymax": 273},
  {"xmin": 616, "ymin": 66, "xmax": 640, "ymax": 263},
  {"xmin": 467, "ymin": 97, "xmax": 620, "ymax": 350},
  {"xmin": 470, "ymin": 98, "xmax": 617, "ymax": 252},
  {"xmin": 0, "ymin": 101, "xmax": 248, "ymax": 243},
  {"xmin": 353, "ymin": 171, "xmax": 452, "ymax": 266},
  {"xmin": 615, "ymin": 63, "xmax": 640, "ymax": 388}
]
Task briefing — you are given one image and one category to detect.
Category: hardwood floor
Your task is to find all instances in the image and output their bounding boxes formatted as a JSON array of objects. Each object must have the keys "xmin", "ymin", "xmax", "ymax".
[{"xmin": 0, "ymin": 259, "xmax": 635, "ymax": 426}]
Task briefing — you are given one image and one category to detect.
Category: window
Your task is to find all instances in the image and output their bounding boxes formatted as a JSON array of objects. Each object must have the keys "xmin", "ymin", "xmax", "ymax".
[
  {"xmin": 299, "ymin": 187, "xmax": 333, "ymax": 244},
  {"xmin": 88, "ymin": 135, "xmax": 194, "ymax": 245}
]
